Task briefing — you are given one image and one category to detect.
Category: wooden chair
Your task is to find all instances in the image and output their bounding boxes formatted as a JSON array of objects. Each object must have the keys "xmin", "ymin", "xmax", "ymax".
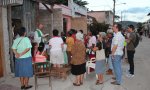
[
  {"xmin": 50, "ymin": 67, "xmax": 71, "ymax": 79},
  {"xmin": 33, "ymin": 61, "xmax": 52, "ymax": 90}
]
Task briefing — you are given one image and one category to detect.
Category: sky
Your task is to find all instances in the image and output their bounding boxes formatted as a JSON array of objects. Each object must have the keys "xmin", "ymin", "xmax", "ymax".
[{"xmin": 85, "ymin": 0, "xmax": 150, "ymax": 22}]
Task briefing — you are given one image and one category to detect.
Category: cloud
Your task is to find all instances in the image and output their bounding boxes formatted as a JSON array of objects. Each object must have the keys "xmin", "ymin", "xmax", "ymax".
[
  {"xmin": 124, "ymin": 13, "xmax": 148, "ymax": 22},
  {"xmin": 126, "ymin": 7, "xmax": 150, "ymax": 14}
]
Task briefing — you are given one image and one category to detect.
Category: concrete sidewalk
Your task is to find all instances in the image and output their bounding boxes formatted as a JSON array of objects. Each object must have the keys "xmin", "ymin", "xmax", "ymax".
[{"xmin": 1, "ymin": 37, "xmax": 150, "ymax": 90}]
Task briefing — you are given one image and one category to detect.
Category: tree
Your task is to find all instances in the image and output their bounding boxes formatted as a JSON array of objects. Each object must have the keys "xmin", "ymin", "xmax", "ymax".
[
  {"xmin": 73, "ymin": 0, "xmax": 88, "ymax": 7},
  {"xmin": 45, "ymin": 0, "xmax": 88, "ymax": 7},
  {"xmin": 89, "ymin": 20, "xmax": 109, "ymax": 33}
]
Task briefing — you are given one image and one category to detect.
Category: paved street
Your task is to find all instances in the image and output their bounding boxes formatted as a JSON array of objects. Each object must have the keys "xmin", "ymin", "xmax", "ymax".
[{"xmin": 1, "ymin": 36, "xmax": 150, "ymax": 90}]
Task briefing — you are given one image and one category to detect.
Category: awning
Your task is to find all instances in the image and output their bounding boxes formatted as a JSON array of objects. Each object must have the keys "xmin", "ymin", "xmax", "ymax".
[{"xmin": 33, "ymin": 0, "xmax": 63, "ymax": 5}]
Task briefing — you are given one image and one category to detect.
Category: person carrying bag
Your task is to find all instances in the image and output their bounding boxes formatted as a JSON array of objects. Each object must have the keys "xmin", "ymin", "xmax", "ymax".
[{"xmin": 93, "ymin": 35, "xmax": 106, "ymax": 85}]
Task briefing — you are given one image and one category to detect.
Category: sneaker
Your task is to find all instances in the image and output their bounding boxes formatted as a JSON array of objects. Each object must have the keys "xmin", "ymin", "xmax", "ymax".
[
  {"xmin": 126, "ymin": 74, "xmax": 134, "ymax": 78},
  {"xmin": 111, "ymin": 81, "xmax": 121, "ymax": 85},
  {"xmin": 130, "ymin": 74, "xmax": 134, "ymax": 77}
]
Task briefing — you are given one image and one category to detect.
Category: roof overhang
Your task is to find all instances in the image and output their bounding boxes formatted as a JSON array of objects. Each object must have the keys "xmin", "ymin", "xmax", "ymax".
[
  {"xmin": 32, "ymin": 0, "xmax": 62, "ymax": 5},
  {"xmin": 0, "ymin": 0, "xmax": 23, "ymax": 6}
]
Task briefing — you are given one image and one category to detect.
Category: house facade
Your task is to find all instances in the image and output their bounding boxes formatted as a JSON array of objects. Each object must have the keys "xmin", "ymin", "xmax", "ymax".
[
  {"xmin": 0, "ymin": 0, "xmax": 88, "ymax": 81},
  {"xmin": 144, "ymin": 19, "xmax": 150, "ymax": 36},
  {"xmin": 0, "ymin": 0, "xmax": 24, "ymax": 80},
  {"xmin": 88, "ymin": 11, "xmax": 113, "ymax": 27},
  {"xmin": 39, "ymin": 0, "xmax": 88, "ymax": 34},
  {"xmin": 0, "ymin": 0, "xmax": 37, "ymax": 81}
]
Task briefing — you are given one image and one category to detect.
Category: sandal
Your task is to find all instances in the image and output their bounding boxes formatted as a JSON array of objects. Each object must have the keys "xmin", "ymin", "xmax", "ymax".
[
  {"xmin": 80, "ymin": 82, "xmax": 83, "ymax": 85},
  {"xmin": 95, "ymin": 80, "xmax": 99, "ymax": 85},
  {"xmin": 73, "ymin": 83, "xmax": 80, "ymax": 86},
  {"xmin": 21, "ymin": 85, "xmax": 25, "ymax": 89},
  {"xmin": 24, "ymin": 85, "xmax": 33, "ymax": 89},
  {"xmin": 96, "ymin": 80, "xmax": 103, "ymax": 85}
]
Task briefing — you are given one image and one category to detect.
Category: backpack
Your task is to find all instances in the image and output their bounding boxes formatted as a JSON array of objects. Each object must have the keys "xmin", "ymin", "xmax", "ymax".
[{"xmin": 133, "ymin": 33, "xmax": 140, "ymax": 48}]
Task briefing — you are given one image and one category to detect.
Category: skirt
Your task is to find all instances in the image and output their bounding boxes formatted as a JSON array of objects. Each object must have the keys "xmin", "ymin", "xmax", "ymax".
[
  {"xmin": 95, "ymin": 60, "xmax": 106, "ymax": 74},
  {"xmin": 15, "ymin": 57, "xmax": 33, "ymax": 77},
  {"xmin": 50, "ymin": 50, "xmax": 64, "ymax": 64},
  {"xmin": 71, "ymin": 63, "xmax": 86, "ymax": 75},
  {"xmin": 63, "ymin": 51, "xmax": 68, "ymax": 64}
]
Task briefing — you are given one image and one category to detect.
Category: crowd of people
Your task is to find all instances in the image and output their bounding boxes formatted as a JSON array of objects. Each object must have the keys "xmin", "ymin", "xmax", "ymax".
[{"xmin": 11, "ymin": 23, "xmax": 139, "ymax": 89}]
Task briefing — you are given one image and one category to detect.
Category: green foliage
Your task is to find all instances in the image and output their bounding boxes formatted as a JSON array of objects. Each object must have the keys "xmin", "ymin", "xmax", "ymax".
[
  {"xmin": 89, "ymin": 20, "xmax": 109, "ymax": 33},
  {"xmin": 47, "ymin": 0, "xmax": 88, "ymax": 7},
  {"xmin": 73, "ymin": 0, "xmax": 88, "ymax": 7},
  {"xmin": 48, "ymin": 0, "xmax": 68, "ymax": 5}
]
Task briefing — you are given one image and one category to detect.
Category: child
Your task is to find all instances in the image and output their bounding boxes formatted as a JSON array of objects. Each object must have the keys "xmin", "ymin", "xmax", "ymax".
[
  {"xmin": 62, "ymin": 37, "xmax": 68, "ymax": 65},
  {"xmin": 34, "ymin": 42, "xmax": 47, "ymax": 62},
  {"xmin": 31, "ymin": 42, "xmax": 38, "ymax": 62}
]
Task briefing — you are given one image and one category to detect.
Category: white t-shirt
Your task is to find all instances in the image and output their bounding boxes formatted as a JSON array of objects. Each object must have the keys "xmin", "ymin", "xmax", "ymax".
[
  {"xmin": 88, "ymin": 36, "xmax": 97, "ymax": 48},
  {"xmin": 49, "ymin": 37, "xmax": 63, "ymax": 51}
]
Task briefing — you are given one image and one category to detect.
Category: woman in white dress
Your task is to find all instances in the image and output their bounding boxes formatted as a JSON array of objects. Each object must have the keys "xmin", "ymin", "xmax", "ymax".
[{"xmin": 49, "ymin": 29, "xmax": 64, "ymax": 67}]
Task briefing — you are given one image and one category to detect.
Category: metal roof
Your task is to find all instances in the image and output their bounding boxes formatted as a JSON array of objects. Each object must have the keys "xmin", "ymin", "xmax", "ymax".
[{"xmin": 0, "ymin": 0, "xmax": 23, "ymax": 6}]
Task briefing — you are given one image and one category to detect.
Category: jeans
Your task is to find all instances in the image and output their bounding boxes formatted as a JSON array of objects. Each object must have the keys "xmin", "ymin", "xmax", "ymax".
[
  {"xmin": 112, "ymin": 55, "xmax": 122, "ymax": 84},
  {"xmin": 127, "ymin": 50, "xmax": 135, "ymax": 75},
  {"xmin": 108, "ymin": 54, "xmax": 113, "ymax": 70}
]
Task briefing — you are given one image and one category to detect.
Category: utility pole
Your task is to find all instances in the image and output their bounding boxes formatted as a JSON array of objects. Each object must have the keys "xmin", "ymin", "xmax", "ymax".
[
  {"xmin": 113, "ymin": 0, "xmax": 116, "ymax": 25},
  {"xmin": 121, "ymin": 11, "xmax": 122, "ymax": 24}
]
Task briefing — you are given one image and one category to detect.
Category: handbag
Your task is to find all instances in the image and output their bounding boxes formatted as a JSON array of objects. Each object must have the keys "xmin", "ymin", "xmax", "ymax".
[{"xmin": 96, "ymin": 42, "xmax": 105, "ymax": 61}]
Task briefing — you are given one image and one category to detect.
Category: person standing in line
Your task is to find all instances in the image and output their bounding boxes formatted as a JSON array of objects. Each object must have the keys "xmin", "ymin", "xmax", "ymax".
[
  {"xmin": 71, "ymin": 32, "xmax": 86, "ymax": 86},
  {"xmin": 93, "ymin": 34, "xmax": 106, "ymax": 85},
  {"xmin": 12, "ymin": 27, "xmax": 33, "ymax": 89},
  {"xmin": 66, "ymin": 31, "xmax": 74, "ymax": 64},
  {"xmin": 111, "ymin": 23, "xmax": 125, "ymax": 85},
  {"xmin": 105, "ymin": 33, "xmax": 113, "ymax": 75},
  {"xmin": 79, "ymin": 30, "xmax": 84, "ymax": 42},
  {"xmin": 87, "ymin": 31, "xmax": 97, "ymax": 59},
  {"xmin": 62, "ymin": 37, "xmax": 68, "ymax": 65},
  {"xmin": 126, "ymin": 25, "xmax": 136, "ymax": 77},
  {"xmin": 34, "ymin": 24, "xmax": 49, "ymax": 45},
  {"xmin": 49, "ymin": 29, "xmax": 64, "ymax": 68}
]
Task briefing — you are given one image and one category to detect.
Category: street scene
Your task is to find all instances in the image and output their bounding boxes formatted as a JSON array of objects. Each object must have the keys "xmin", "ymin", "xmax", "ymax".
[
  {"xmin": 1, "ymin": 37, "xmax": 150, "ymax": 90},
  {"xmin": 0, "ymin": 0, "xmax": 150, "ymax": 90}
]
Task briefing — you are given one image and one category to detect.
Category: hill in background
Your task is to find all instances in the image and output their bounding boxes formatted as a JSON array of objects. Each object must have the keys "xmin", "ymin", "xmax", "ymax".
[{"xmin": 118, "ymin": 21, "xmax": 138, "ymax": 29}]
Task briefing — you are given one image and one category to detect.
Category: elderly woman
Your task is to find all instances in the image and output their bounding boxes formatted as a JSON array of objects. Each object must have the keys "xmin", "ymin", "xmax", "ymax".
[
  {"xmin": 12, "ymin": 27, "xmax": 33, "ymax": 89},
  {"xmin": 93, "ymin": 34, "xmax": 106, "ymax": 85},
  {"xmin": 71, "ymin": 32, "xmax": 86, "ymax": 86}
]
